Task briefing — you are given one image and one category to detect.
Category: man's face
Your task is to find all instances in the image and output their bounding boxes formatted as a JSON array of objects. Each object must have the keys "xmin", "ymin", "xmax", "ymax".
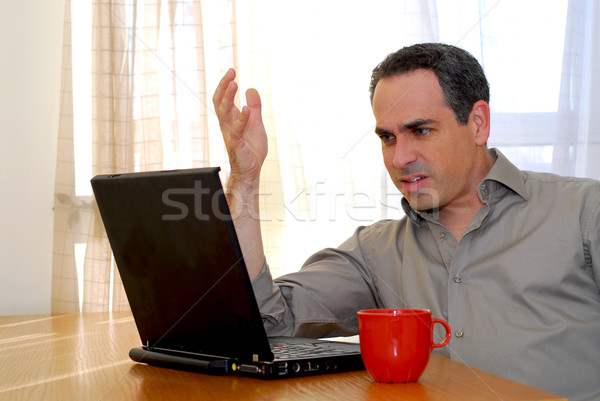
[{"xmin": 372, "ymin": 70, "xmax": 484, "ymax": 212}]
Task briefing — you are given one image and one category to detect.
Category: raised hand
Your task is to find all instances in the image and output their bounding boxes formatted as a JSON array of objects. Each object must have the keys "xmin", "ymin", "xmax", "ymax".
[{"xmin": 212, "ymin": 69, "xmax": 268, "ymax": 183}]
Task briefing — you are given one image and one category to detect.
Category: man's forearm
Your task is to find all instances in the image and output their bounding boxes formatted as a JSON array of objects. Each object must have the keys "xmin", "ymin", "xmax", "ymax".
[{"xmin": 226, "ymin": 175, "xmax": 265, "ymax": 281}]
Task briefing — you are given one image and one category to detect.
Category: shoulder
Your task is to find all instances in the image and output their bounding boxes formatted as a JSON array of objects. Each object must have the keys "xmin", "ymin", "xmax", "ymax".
[
  {"xmin": 487, "ymin": 149, "xmax": 600, "ymax": 206},
  {"xmin": 520, "ymin": 171, "xmax": 600, "ymax": 230},
  {"xmin": 343, "ymin": 218, "xmax": 409, "ymax": 252},
  {"xmin": 358, "ymin": 218, "xmax": 408, "ymax": 238},
  {"xmin": 331, "ymin": 218, "xmax": 409, "ymax": 253},
  {"xmin": 300, "ymin": 218, "xmax": 409, "ymax": 271},
  {"xmin": 522, "ymin": 170, "xmax": 600, "ymax": 186},
  {"xmin": 521, "ymin": 170, "xmax": 600, "ymax": 202}
]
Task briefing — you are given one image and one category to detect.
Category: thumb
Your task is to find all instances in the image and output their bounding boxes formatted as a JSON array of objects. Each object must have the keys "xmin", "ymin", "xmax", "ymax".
[{"xmin": 245, "ymin": 88, "xmax": 262, "ymax": 109}]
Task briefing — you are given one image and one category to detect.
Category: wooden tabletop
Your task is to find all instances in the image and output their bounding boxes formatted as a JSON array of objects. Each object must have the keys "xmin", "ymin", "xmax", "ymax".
[{"xmin": 0, "ymin": 312, "xmax": 567, "ymax": 401}]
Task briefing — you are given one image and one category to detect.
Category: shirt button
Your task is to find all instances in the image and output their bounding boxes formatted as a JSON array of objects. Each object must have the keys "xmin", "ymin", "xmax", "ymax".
[
  {"xmin": 439, "ymin": 233, "xmax": 445, "ymax": 239},
  {"xmin": 453, "ymin": 275, "xmax": 462, "ymax": 284},
  {"xmin": 455, "ymin": 329, "xmax": 464, "ymax": 338}
]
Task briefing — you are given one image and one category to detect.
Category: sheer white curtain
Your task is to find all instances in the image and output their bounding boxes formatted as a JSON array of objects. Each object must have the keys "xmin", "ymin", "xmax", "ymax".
[{"xmin": 553, "ymin": 0, "xmax": 600, "ymax": 180}]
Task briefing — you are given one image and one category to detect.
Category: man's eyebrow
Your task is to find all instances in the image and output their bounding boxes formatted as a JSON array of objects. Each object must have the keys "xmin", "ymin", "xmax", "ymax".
[
  {"xmin": 375, "ymin": 119, "xmax": 438, "ymax": 136},
  {"xmin": 375, "ymin": 127, "xmax": 393, "ymax": 136},
  {"xmin": 400, "ymin": 119, "xmax": 437, "ymax": 132}
]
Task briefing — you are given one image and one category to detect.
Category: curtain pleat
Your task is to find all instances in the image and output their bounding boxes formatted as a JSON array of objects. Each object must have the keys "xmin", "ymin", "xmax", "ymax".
[{"xmin": 52, "ymin": 0, "xmax": 80, "ymax": 313}]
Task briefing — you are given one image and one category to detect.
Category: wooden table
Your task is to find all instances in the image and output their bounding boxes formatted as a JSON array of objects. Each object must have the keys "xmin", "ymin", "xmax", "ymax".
[{"xmin": 0, "ymin": 312, "xmax": 567, "ymax": 401}]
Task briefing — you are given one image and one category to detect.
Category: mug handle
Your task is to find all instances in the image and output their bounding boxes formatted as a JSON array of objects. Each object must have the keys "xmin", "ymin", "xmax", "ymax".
[{"xmin": 431, "ymin": 318, "xmax": 452, "ymax": 349}]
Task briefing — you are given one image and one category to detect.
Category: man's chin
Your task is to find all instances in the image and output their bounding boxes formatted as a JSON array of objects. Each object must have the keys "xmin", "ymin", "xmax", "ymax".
[{"xmin": 404, "ymin": 191, "xmax": 441, "ymax": 212}]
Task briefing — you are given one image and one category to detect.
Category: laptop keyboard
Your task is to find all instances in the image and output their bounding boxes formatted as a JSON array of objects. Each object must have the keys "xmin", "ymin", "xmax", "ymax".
[{"xmin": 270, "ymin": 342, "xmax": 358, "ymax": 359}]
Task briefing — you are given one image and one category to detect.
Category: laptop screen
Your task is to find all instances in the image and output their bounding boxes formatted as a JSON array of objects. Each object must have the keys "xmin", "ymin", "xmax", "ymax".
[{"xmin": 92, "ymin": 168, "xmax": 273, "ymax": 361}]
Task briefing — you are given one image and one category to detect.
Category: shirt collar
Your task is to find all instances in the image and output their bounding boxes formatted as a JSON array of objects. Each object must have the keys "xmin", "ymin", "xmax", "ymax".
[
  {"xmin": 401, "ymin": 147, "xmax": 528, "ymax": 224},
  {"xmin": 483, "ymin": 148, "xmax": 528, "ymax": 201},
  {"xmin": 401, "ymin": 197, "xmax": 422, "ymax": 224}
]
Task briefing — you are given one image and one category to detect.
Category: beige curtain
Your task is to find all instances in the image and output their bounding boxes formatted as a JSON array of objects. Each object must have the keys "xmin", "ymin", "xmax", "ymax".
[{"xmin": 52, "ymin": 0, "xmax": 239, "ymax": 312}]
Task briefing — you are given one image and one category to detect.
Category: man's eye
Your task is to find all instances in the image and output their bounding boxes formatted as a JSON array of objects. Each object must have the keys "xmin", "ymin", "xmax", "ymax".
[
  {"xmin": 379, "ymin": 134, "xmax": 395, "ymax": 144},
  {"xmin": 415, "ymin": 128, "xmax": 431, "ymax": 136}
]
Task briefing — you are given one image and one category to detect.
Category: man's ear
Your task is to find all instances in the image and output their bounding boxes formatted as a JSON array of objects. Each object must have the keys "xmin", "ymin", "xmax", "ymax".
[{"xmin": 470, "ymin": 100, "xmax": 490, "ymax": 146}]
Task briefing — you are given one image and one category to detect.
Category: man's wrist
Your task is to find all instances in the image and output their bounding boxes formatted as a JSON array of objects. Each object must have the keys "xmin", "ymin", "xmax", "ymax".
[{"xmin": 226, "ymin": 174, "xmax": 261, "ymax": 221}]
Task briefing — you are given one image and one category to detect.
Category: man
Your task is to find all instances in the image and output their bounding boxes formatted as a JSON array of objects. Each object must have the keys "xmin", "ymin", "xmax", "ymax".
[{"xmin": 213, "ymin": 43, "xmax": 600, "ymax": 401}]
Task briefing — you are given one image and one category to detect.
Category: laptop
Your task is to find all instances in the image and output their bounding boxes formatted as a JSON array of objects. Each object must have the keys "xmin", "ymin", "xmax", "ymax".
[{"xmin": 91, "ymin": 167, "xmax": 363, "ymax": 379}]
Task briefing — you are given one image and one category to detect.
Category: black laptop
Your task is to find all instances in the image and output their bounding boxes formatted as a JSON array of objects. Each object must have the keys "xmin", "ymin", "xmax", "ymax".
[{"xmin": 91, "ymin": 167, "xmax": 363, "ymax": 379}]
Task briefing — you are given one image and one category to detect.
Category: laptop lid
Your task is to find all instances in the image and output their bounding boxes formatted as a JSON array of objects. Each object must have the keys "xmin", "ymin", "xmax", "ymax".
[{"xmin": 91, "ymin": 167, "xmax": 274, "ymax": 362}]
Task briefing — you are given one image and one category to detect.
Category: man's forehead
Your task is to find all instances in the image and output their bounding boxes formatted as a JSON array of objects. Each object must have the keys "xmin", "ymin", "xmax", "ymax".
[
  {"xmin": 372, "ymin": 73, "xmax": 449, "ymax": 123},
  {"xmin": 373, "ymin": 70, "xmax": 443, "ymax": 103}
]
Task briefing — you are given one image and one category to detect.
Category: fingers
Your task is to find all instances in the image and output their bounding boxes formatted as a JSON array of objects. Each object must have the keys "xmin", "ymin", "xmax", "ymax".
[
  {"xmin": 213, "ymin": 69, "xmax": 241, "ymax": 137},
  {"xmin": 221, "ymin": 80, "xmax": 239, "ymax": 120},
  {"xmin": 212, "ymin": 68, "xmax": 236, "ymax": 111},
  {"xmin": 231, "ymin": 106, "xmax": 251, "ymax": 140},
  {"xmin": 212, "ymin": 69, "xmax": 263, "ymax": 143}
]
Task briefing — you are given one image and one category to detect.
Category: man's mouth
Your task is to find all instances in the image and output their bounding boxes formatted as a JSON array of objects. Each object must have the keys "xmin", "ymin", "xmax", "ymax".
[
  {"xmin": 402, "ymin": 175, "xmax": 426, "ymax": 184},
  {"xmin": 400, "ymin": 175, "xmax": 428, "ymax": 191}
]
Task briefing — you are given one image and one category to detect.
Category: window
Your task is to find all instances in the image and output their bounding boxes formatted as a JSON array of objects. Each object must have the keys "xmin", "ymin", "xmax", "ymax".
[{"xmin": 438, "ymin": 0, "xmax": 569, "ymax": 171}]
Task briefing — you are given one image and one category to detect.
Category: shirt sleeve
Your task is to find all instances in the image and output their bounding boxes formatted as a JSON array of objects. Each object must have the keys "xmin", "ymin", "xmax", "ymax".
[
  {"xmin": 585, "ymin": 190, "xmax": 600, "ymax": 291},
  {"xmin": 251, "ymin": 226, "xmax": 382, "ymax": 338}
]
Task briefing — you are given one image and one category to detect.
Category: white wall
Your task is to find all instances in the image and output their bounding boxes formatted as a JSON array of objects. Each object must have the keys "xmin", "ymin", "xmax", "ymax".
[{"xmin": 0, "ymin": 0, "xmax": 65, "ymax": 315}]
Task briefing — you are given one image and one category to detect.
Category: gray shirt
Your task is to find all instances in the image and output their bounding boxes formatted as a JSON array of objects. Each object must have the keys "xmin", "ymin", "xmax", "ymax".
[{"xmin": 252, "ymin": 149, "xmax": 600, "ymax": 401}]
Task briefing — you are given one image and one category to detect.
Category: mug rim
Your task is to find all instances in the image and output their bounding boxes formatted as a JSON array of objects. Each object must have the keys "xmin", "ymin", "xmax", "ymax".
[{"xmin": 357, "ymin": 308, "xmax": 431, "ymax": 317}]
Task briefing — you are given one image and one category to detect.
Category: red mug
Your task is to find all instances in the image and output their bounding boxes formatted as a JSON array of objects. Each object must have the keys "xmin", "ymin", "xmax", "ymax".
[{"xmin": 357, "ymin": 308, "xmax": 451, "ymax": 383}]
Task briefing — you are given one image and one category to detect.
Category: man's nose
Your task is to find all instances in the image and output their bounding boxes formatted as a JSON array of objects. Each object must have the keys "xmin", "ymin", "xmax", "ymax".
[{"xmin": 392, "ymin": 139, "xmax": 417, "ymax": 170}]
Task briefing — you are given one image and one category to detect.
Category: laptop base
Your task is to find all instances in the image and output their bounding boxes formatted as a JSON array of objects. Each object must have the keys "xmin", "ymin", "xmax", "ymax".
[{"xmin": 130, "ymin": 344, "xmax": 364, "ymax": 379}]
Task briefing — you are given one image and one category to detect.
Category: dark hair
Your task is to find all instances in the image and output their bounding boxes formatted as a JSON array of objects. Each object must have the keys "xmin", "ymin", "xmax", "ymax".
[{"xmin": 369, "ymin": 43, "xmax": 489, "ymax": 125}]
